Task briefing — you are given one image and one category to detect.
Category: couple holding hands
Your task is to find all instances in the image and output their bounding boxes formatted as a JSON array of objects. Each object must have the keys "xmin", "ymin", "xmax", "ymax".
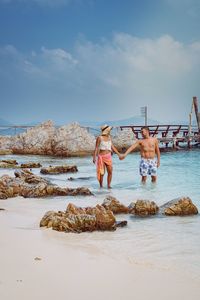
[{"xmin": 93, "ymin": 125, "xmax": 160, "ymax": 188}]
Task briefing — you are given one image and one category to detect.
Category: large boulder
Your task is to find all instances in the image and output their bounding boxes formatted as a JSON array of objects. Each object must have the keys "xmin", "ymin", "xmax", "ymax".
[
  {"xmin": 129, "ymin": 200, "xmax": 159, "ymax": 216},
  {"xmin": 40, "ymin": 165, "xmax": 78, "ymax": 174},
  {"xmin": 11, "ymin": 121, "xmax": 56, "ymax": 155},
  {"xmin": 52, "ymin": 122, "xmax": 95, "ymax": 156},
  {"xmin": 102, "ymin": 196, "xmax": 129, "ymax": 214},
  {"xmin": 161, "ymin": 197, "xmax": 198, "ymax": 216},
  {"xmin": 112, "ymin": 128, "xmax": 137, "ymax": 151}
]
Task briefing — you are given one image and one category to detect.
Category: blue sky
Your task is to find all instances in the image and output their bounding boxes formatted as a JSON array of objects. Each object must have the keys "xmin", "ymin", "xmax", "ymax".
[{"xmin": 0, "ymin": 0, "xmax": 200, "ymax": 124}]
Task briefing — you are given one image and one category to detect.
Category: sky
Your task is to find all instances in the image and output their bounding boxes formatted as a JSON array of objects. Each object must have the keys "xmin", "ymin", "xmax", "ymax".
[{"xmin": 0, "ymin": 0, "xmax": 200, "ymax": 125}]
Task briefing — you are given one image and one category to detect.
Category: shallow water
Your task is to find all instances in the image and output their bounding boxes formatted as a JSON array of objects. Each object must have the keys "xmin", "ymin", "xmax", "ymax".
[{"xmin": 0, "ymin": 150, "xmax": 200, "ymax": 278}]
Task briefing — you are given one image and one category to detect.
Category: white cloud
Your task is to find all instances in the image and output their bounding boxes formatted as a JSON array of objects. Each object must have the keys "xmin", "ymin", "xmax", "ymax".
[
  {"xmin": 164, "ymin": 0, "xmax": 200, "ymax": 17},
  {"xmin": 1, "ymin": 34, "xmax": 200, "ymax": 122}
]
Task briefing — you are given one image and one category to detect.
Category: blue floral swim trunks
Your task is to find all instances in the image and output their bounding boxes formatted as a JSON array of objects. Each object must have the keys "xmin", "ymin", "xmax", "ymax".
[{"xmin": 139, "ymin": 158, "xmax": 157, "ymax": 176}]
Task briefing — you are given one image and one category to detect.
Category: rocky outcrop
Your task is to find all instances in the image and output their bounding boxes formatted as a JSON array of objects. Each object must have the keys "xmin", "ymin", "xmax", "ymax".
[
  {"xmin": 40, "ymin": 165, "xmax": 78, "ymax": 174},
  {"xmin": 161, "ymin": 197, "xmax": 198, "ymax": 216},
  {"xmin": 0, "ymin": 136, "xmax": 13, "ymax": 152},
  {"xmin": 11, "ymin": 121, "xmax": 56, "ymax": 155},
  {"xmin": 129, "ymin": 200, "xmax": 159, "ymax": 216},
  {"xmin": 0, "ymin": 170, "xmax": 93, "ymax": 199},
  {"xmin": 52, "ymin": 123, "xmax": 95, "ymax": 156},
  {"xmin": 40, "ymin": 203, "xmax": 127, "ymax": 233},
  {"xmin": 112, "ymin": 128, "xmax": 137, "ymax": 151},
  {"xmin": 0, "ymin": 121, "xmax": 95, "ymax": 157},
  {"xmin": 102, "ymin": 196, "xmax": 129, "ymax": 214}
]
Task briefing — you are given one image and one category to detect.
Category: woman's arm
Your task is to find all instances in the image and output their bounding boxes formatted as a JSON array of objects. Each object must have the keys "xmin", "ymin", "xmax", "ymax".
[
  {"xmin": 93, "ymin": 136, "xmax": 101, "ymax": 164},
  {"xmin": 111, "ymin": 142, "xmax": 121, "ymax": 156}
]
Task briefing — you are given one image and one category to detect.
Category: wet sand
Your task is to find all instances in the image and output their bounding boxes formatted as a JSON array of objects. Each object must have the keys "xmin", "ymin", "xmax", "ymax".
[{"xmin": 0, "ymin": 197, "xmax": 200, "ymax": 300}]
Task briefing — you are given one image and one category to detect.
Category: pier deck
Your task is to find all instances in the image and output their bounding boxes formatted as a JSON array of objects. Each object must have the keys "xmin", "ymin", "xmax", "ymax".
[{"xmin": 119, "ymin": 124, "xmax": 200, "ymax": 149}]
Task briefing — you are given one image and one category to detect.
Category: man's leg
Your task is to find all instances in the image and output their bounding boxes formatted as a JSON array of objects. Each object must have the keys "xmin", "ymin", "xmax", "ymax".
[
  {"xmin": 151, "ymin": 175, "xmax": 157, "ymax": 183},
  {"xmin": 106, "ymin": 165, "xmax": 113, "ymax": 188},
  {"xmin": 141, "ymin": 176, "xmax": 147, "ymax": 183}
]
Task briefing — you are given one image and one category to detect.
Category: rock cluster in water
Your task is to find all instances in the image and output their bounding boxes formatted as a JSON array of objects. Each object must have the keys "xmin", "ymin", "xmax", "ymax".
[
  {"xmin": 40, "ymin": 165, "xmax": 78, "ymax": 175},
  {"xmin": 40, "ymin": 203, "xmax": 127, "ymax": 233},
  {"xmin": 40, "ymin": 196, "xmax": 198, "ymax": 234},
  {"xmin": 0, "ymin": 159, "xmax": 42, "ymax": 169},
  {"xmin": 0, "ymin": 169, "xmax": 92, "ymax": 199}
]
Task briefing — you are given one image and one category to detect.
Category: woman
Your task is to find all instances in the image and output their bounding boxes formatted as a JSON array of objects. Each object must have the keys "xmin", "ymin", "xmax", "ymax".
[{"xmin": 93, "ymin": 124, "xmax": 121, "ymax": 189}]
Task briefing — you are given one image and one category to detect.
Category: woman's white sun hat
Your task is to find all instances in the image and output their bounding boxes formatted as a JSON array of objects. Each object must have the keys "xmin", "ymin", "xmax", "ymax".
[{"xmin": 101, "ymin": 124, "xmax": 113, "ymax": 136}]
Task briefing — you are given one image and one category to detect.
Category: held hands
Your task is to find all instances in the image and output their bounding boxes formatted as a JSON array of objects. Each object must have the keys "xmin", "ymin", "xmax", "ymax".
[
  {"xmin": 93, "ymin": 157, "xmax": 96, "ymax": 164},
  {"xmin": 118, "ymin": 154, "xmax": 126, "ymax": 160},
  {"xmin": 157, "ymin": 161, "xmax": 160, "ymax": 168}
]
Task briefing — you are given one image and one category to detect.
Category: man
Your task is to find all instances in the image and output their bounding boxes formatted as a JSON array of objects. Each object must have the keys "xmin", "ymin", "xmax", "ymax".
[{"xmin": 120, "ymin": 126, "xmax": 160, "ymax": 183}]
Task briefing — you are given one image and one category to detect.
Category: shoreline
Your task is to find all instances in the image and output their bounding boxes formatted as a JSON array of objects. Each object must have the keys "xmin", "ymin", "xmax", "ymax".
[{"xmin": 1, "ymin": 198, "xmax": 200, "ymax": 300}]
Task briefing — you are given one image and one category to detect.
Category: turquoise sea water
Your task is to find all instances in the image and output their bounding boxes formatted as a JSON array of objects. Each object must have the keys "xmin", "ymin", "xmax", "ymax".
[{"xmin": 0, "ymin": 149, "xmax": 200, "ymax": 278}]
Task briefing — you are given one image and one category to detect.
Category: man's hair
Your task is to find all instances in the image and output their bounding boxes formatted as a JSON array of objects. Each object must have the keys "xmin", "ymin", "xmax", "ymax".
[{"xmin": 141, "ymin": 126, "xmax": 150, "ymax": 132}]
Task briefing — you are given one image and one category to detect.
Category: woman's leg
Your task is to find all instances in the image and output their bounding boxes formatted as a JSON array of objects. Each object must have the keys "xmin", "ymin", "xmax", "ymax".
[
  {"xmin": 99, "ymin": 174, "xmax": 104, "ymax": 188},
  {"xmin": 106, "ymin": 165, "xmax": 113, "ymax": 188}
]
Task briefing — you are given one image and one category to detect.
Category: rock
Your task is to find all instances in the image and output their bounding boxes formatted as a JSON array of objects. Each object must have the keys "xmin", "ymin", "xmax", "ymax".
[
  {"xmin": 115, "ymin": 220, "xmax": 128, "ymax": 227},
  {"xmin": 40, "ymin": 165, "xmax": 78, "ymax": 174},
  {"xmin": 14, "ymin": 169, "xmax": 48, "ymax": 184},
  {"xmin": 52, "ymin": 122, "xmax": 95, "ymax": 156},
  {"xmin": 0, "ymin": 170, "xmax": 93, "ymax": 199},
  {"xmin": 0, "ymin": 149, "xmax": 13, "ymax": 155},
  {"xmin": 102, "ymin": 196, "xmax": 129, "ymax": 214},
  {"xmin": 0, "ymin": 208, "xmax": 5, "ymax": 211},
  {"xmin": 129, "ymin": 200, "xmax": 159, "ymax": 216},
  {"xmin": 112, "ymin": 128, "xmax": 137, "ymax": 151},
  {"xmin": 1, "ymin": 159, "xmax": 18, "ymax": 165},
  {"xmin": 41, "ymin": 203, "xmax": 118, "ymax": 233},
  {"xmin": 67, "ymin": 176, "xmax": 93, "ymax": 181},
  {"xmin": 0, "ymin": 159, "xmax": 19, "ymax": 168},
  {"xmin": 34, "ymin": 257, "xmax": 42, "ymax": 261},
  {"xmin": 20, "ymin": 162, "xmax": 42, "ymax": 168},
  {"xmin": 162, "ymin": 197, "xmax": 198, "ymax": 216},
  {"xmin": 40, "ymin": 211, "xmax": 58, "ymax": 227}
]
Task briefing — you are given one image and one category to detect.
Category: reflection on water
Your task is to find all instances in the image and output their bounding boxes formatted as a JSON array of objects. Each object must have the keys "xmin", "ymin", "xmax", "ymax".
[{"xmin": 0, "ymin": 150, "xmax": 200, "ymax": 278}]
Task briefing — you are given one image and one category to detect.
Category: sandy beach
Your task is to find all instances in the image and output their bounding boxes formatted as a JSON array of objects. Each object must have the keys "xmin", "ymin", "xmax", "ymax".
[{"xmin": 0, "ymin": 195, "xmax": 200, "ymax": 300}]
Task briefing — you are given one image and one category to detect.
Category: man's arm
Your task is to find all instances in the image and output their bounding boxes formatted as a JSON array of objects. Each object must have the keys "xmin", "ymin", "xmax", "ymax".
[
  {"xmin": 93, "ymin": 137, "xmax": 100, "ymax": 164},
  {"xmin": 155, "ymin": 139, "xmax": 160, "ymax": 167},
  {"xmin": 120, "ymin": 140, "xmax": 140, "ymax": 160}
]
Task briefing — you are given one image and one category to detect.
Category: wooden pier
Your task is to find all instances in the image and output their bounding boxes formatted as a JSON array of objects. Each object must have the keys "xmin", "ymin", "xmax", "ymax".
[{"xmin": 119, "ymin": 124, "xmax": 200, "ymax": 149}]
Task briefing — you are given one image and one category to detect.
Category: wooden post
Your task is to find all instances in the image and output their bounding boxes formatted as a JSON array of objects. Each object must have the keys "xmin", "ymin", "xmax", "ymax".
[{"xmin": 193, "ymin": 96, "xmax": 200, "ymax": 132}]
